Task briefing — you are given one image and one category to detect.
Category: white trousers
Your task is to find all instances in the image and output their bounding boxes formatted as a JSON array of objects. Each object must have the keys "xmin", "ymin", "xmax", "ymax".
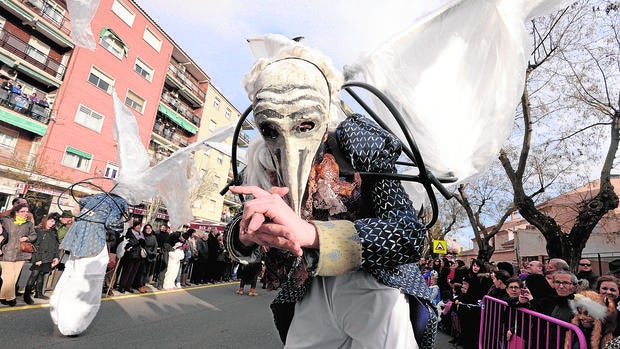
[
  {"xmin": 49, "ymin": 246, "xmax": 108, "ymax": 336},
  {"xmin": 285, "ymin": 271, "xmax": 418, "ymax": 349}
]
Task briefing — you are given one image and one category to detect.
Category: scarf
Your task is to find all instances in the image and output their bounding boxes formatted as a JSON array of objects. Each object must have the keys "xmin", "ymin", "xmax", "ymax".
[{"xmin": 14, "ymin": 216, "xmax": 27, "ymax": 225}]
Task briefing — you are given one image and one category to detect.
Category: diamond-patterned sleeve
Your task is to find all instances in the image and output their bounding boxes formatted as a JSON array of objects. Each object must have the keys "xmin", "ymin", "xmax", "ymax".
[{"xmin": 337, "ymin": 114, "xmax": 426, "ymax": 271}]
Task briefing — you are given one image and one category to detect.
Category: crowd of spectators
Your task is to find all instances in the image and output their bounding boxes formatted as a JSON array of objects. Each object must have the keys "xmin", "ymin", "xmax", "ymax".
[
  {"xmin": 0, "ymin": 198, "xmax": 244, "ymax": 308},
  {"xmin": 420, "ymin": 256, "xmax": 620, "ymax": 349}
]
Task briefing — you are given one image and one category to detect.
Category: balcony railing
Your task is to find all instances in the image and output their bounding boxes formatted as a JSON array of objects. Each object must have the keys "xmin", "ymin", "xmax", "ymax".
[
  {"xmin": 161, "ymin": 91, "xmax": 201, "ymax": 127},
  {"xmin": 21, "ymin": 0, "xmax": 72, "ymax": 36},
  {"xmin": 167, "ymin": 63, "xmax": 206, "ymax": 101},
  {"xmin": 0, "ymin": 29, "xmax": 66, "ymax": 78},
  {"xmin": 151, "ymin": 122, "xmax": 193, "ymax": 149},
  {"xmin": 0, "ymin": 90, "xmax": 51, "ymax": 124}
]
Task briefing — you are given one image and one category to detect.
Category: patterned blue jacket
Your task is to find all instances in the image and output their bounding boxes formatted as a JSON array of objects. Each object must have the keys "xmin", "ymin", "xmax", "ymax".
[{"xmin": 60, "ymin": 193, "xmax": 128, "ymax": 258}]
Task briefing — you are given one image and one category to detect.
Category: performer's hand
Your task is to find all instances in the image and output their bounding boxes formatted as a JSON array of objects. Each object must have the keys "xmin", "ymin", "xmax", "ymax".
[{"xmin": 229, "ymin": 185, "xmax": 318, "ymax": 256}]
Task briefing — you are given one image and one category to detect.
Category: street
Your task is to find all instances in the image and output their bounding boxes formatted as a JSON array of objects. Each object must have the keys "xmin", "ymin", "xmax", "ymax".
[
  {"xmin": 0, "ymin": 281, "xmax": 455, "ymax": 348},
  {"xmin": 0, "ymin": 282, "xmax": 282, "ymax": 349}
]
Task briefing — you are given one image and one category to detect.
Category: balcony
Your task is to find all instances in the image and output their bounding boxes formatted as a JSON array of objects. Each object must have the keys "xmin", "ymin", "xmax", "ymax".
[
  {"xmin": 161, "ymin": 90, "xmax": 201, "ymax": 127},
  {"xmin": 151, "ymin": 120, "xmax": 193, "ymax": 149},
  {"xmin": 3, "ymin": 0, "xmax": 73, "ymax": 48},
  {"xmin": 0, "ymin": 90, "xmax": 50, "ymax": 136},
  {"xmin": 167, "ymin": 63, "xmax": 206, "ymax": 105},
  {"xmin": 0, "ymin": 29, "xmax": 66, "ymax": 81}
]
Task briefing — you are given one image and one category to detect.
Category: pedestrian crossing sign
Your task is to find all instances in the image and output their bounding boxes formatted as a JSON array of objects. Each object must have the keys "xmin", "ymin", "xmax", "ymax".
[{"xmin": 433, "ymin": 240, "xmax": 447, "ymax": 254}]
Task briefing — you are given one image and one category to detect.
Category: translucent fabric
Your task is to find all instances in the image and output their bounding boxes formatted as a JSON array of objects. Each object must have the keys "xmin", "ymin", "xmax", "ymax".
[
  {"xmin": 66, "ymin": 0, "xmax": 100, "ymax": 50},
  {"xmin": 351, "ymin": 0, "xmax": 572, "ymax": 185}
]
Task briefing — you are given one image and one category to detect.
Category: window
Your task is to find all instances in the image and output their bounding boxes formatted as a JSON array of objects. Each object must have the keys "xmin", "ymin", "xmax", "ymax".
[
  {"xmin": 99, "ymin": 28, "xmax": 128, "ymax": 59},
  {"xmin": 209, "ymin": 120, "xmax": 216, "ymax": 132},
  {"xmin": 143, "ymin": 27, "xmax": 162, "ymax": 52},
  {"xmin": 0, "ymin": 129, "xmax": 17, "ymax": 152},
  {"xmin": 62, "ymin": 147, "xmax": 92, "ymax": 172},
  {"xmin": 134, "ymin": 58, "xmax": 153, "ymax": 81},
  {"xmin": 125, "ymin": 90, "xmax": 145, "ymax": 113},
  {"xmin": 204, "ymin": 149, "xmax": 211, "ymax": 157},
  {"xmin": 75, "ymin": 105, "xmax": 104, "ymax": 132},
  {"xmin": 111, "ymin": 0, "xmax": 135, "ymax": 26},
  {"xmin": 217, "ymin": 155, "xmax": 223, "ymax": 165},
  {"xmin": 42, "ymin": 1, "xmax": 64, "ymax": 25},
  {"xmin": 104, "ymin": 162, "xmax": 119, "ymax": 179},
  {"xmin": 27, "ymin": 38, "xmax": 50, "ymax": 65},
  {"xmin": 213, "ymin": 98, "xmax": 220, "ymax": 110},
  {"xmin": 88, "ymin": 67, "xmax": 114, "ymax": 93},
  {"xmin": 225, "ymin": 109, "xmax": 231, "ymax": 119},
  {"xmin": 213, "ymin": 175, "xmax": 221, "ymax": 185},
  {"xmin": 208, "ymin": 199, "xmax": 217, "ymax": 212}
]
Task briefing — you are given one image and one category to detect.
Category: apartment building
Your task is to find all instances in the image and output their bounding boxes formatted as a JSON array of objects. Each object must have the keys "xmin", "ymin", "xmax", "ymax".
[{"xmin": 0, "ymin": 0, "xmax": 246, "ymax": 226}]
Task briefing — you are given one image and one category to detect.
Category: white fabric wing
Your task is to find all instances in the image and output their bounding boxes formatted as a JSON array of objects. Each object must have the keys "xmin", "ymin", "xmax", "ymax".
[
  {"xmin": 352, "ymin": 0, "xmax": 571, "ymax": 184},
  {"xmin": 65, "ymin": 0, "xmax": 100, "ymax": 50}
]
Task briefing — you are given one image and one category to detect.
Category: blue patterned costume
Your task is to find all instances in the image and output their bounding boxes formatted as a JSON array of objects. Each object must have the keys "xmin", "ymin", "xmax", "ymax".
[{"xmin": 226, "ymin": 114, "xmax": 437, "ymax": 349}]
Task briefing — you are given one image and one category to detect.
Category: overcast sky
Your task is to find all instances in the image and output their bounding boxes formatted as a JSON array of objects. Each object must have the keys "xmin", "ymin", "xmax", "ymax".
[{"xmin": 135, "ymin": 0, "xmax": 445, "ymax": 111}]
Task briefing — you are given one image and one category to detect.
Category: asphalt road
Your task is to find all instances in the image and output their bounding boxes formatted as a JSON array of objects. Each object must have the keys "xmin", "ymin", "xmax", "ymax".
[
  {"xmin": 1, "ymin": 281, "xmax": 456, "ymax": 348},
  {"xmin": 0, "ymin": 282, "xmax": 282, "ymax": 349}
]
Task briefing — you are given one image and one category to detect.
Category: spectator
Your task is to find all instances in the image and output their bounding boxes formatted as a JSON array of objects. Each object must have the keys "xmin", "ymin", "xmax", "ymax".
[
  {"xmin": 37, "ymin": 95, "xmax": 49, "ymax": 107},
  {"xmin": 29, "ymin": 92, "xmax": 38, "ymax": 104},
  {"xmin": 454, "ymin": 277, "xmax": 483, "ymax": 349},
  {"xmin": 596, "ymin": 275, "xmax": 620, "ymax": 338},
  {"xmin": 236, "ymin": 260, "xmax": 262, "ymax": 296},
  {"xmin": 141, "ymin": 224, "xmax": 158, "ymax": 287},
  {"xmin": 567, "ymin": 290, "xmax": 616, "ymax": 349},
  {"xmin": 56, "ymin": 210, "xmax": 74, "ymax": 243},
  {"xmin": 487, "ymin": 269, "xmax": 511, "ymax": 301},
  {"xmin": 0, "ymin": 203, "xmax": 36, "ymax": 306},
  {"xmin": 429, "ymin": 271, "xmax": 441, "ymax": 306},
  {"xmin": 11, "ymin": 83, "xmax": 22, "ymax": 95},
  {"xmin": 525, "ymin": 260, "xmax": 544, "ymax": 277},
  {"xmin": 191, "ymin": 232, "xmax": 210, "ymax": 284},
  {"xmin": 163, "ymin": 242, "xmax": 184, "ymax": 290},
  {"xmin": 117, "ymin": 221, "xmax": 145, "ymax": 293},
  {"xmin": 577, "ymin": 258, "xmax": 599, "ymax": 290},
  {"xmin": 608, "ymin": 259, "xmax": 620, "ymax": 279},
  {"xmin": 546, "ymin": 258, "xmax": 570, "ymax": 273},
  {"xmin": 496, "ymin": 261, "xmax": 515, "ymax": 277},
  {"xmin": 23, "ymin": 213, "xmax": 60, "ymax": 304},
  {"xmin": 1, "ymin": 78, "xmax": 13, "ymax": 92}
]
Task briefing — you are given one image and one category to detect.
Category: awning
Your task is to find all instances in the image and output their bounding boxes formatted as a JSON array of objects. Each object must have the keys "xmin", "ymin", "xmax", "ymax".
[
  {"xmin": 157, "ymin": 102, "xmax": 197, "ymax": 134},
  {"xmin": 0, "ymin": 108, "xmax": 46, "ymax": 136},
  {"xmin": 15, "ymin": 64, "xmax": 60, "ymax": 88},
  {"xmin": 66, "ymin": 146, "xmax": 92, "ymax": 160},
  {"xmin": 100, "ymin": 27, "xmax": 129, "ymax": 57},
  {"xmin": 0, "ymin": 53, "xmax": 15, "ymax": 67}
]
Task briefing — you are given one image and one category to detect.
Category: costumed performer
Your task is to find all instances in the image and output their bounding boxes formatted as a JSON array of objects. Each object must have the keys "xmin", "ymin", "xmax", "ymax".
[
  {"xmin": 49, "ymin": 192, "xmax": 127, "ymax": 336},
  {"xmin": 224, "ymin": 41, "xmax": 434, "ymax": 348}
]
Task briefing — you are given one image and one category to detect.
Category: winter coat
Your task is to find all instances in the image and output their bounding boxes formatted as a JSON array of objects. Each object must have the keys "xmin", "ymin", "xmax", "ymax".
[
  {"xmin": 31, "ymin": 227, "xmax": 60, "ymax": 264},
  {"xmin": 0, "ymin": 216, "xmax": 37, "ymax": 262},
  {"xmin": 144, "ymin": 233, "xmax": 158, "ymax": 262}
]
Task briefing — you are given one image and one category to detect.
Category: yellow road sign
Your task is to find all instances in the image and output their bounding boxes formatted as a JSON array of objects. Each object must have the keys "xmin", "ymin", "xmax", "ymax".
[{"xmin": 433, "ymin": 240, "xmax": 447, "ymax": 254}]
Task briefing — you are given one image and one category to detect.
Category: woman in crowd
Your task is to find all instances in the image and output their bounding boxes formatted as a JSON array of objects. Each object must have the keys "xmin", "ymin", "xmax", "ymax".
[
  {"xmin": 23, "ymin": 213, "xmax": 60, "ymax": 304},
  {"xmin": 466, "ymin": 259, "xmax": 492, "ymax": 301},
  {"xmin": 454, "ymin": 277, "xmax": 483, "ymax": 349},
  {"xmin": 487, "ymin": 269, "xmax": 511, "ymax": 302},
  {"xmin": 117, "ymin": 221, "xmax": 145, "ymax": 293},
  {"xmin": 0, "ymin": 203, "xmax": 36, "ymax": 306},
  {"xmin": 141, "ymin": 224, "xmax": 158, "ymax": 288},
  {"xmin": 597, "ymin": 275, "xmax": 620, "ymax": 338}
]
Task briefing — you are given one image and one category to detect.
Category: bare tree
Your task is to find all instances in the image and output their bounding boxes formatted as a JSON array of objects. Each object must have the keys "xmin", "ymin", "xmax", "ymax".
[{"xmin": 499, "ymin": 1, "xmax": 619, "ymax": 270}]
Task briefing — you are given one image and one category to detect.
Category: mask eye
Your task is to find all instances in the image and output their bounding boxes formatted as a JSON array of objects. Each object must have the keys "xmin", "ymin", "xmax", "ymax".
[
  {"xmin": 260, "ymin": 123, "xmax": 279, "ymax": 140},
  {"xmin": 298, "ymin": 121, "xmax": 315, "ymax": 132}
]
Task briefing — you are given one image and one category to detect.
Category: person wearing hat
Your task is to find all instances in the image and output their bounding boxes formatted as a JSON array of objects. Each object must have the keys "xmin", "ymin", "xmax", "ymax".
[
  {"xmin": 163, "ymin": 242, "xmax": 184, "ymax": 290},
  {"xmin": 56, "ymin": 210, "xmax": 74, "ymax": 243},
  {"xmin": 609, "ymin": 259, "xmax": 620, "ymax": 279}
]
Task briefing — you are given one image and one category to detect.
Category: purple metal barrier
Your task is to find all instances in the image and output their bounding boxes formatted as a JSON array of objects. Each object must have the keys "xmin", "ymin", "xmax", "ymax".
[{"xmin": 479, "ymin": 295, "xmax": 587, "ymax": 349}]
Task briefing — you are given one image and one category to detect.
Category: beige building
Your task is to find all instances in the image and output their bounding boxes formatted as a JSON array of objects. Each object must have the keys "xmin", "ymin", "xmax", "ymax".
[{"xmin": 457, "ymin": 177, "xmax": 620, "ymax": 275}]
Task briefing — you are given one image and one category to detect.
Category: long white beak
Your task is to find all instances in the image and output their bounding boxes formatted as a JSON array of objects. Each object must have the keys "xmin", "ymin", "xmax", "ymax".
[{"xmin": 272, "ymin": 136, "xmax": 321, "ymax": 216}]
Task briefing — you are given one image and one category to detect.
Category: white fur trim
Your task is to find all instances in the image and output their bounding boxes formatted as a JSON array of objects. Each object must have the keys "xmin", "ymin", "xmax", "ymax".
[{"xmin": 569, "ymin": 294, "xmax": 609, "ymax": 320}]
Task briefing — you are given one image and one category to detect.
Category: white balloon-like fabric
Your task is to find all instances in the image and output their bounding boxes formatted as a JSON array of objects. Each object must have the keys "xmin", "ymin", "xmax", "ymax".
[
  {"xmin": 49, "ymin": 246, "xmax": 108, "ymax": 336},
  {"xmin": 352, "ymin": 0, "xmax": 572, "ymax": 185}
]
